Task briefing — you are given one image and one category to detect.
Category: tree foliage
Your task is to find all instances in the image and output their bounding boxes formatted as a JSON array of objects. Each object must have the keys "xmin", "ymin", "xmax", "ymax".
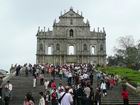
[{"xmin": 108, "ymin": 35, "xmax": 140, "ymax": 70}]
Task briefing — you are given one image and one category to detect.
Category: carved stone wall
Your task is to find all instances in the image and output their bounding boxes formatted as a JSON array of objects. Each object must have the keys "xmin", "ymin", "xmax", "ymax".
[{"xmin": 36, "ymin": 8, "xmax": 106, "ymax": 65}]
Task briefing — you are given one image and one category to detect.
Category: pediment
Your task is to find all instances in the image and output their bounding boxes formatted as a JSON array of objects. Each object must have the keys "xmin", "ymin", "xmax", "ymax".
[{"xmin": 60, "ymin": 9, "xmax": 83, "ymax": 18}]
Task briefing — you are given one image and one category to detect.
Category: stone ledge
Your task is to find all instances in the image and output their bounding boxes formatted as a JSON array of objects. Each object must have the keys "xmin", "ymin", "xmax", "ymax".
[
  {"xmin": 1, "ymin": 71, "xmax": 16, "ymax": 87},
  {"xmin": 125, "ymin": 82, "xmax": 140, "ymax": 95}
]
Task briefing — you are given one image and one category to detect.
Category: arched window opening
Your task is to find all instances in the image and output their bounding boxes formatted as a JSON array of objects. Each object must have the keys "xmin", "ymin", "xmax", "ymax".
[
  {"xmin": 83, "ymin": 44, "xmax": 87, "ymax": 51},
  {"xmin": 69, "ymin": 29, "xmax": 73, "ymax": 37},
  {"xmin": 56, "ymin": 44, "xmax": 60, "ymax": 51},
  {"xmin": 68, "ymin": 46, "xmax": 74, "ymax": 55},
  {"xmin": 91, "ymin": 46, "xmax": 95, "ymax": 55},
  {"xmin": 48, "ymin": 46, "xmax": 52, "ymax": 55}
]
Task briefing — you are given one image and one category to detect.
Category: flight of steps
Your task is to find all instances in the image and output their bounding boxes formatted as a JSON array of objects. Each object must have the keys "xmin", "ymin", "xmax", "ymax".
[
  {"xmin": 101, "ymin": 84, "xmax": 140, "ymax": 105},
  {"xmin": 9, "ymin": 76, "xmax": 44, "ymax": 105},
  {"xmin": 92, "ymin": 72, "xmax": 140, "ymax": 105},
  {"xmin": 8, "ymin": 72, "xmax": 140, "ymax": 105},
  {"xmin": 9, "ymin": 74, "xmax": 66, "ymax": 105}
]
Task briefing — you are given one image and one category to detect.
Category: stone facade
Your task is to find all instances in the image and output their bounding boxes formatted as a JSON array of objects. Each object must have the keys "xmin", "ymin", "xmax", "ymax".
[{"xmin": 36, "ymin": 8, "xmax": 106, "ymax": 65}]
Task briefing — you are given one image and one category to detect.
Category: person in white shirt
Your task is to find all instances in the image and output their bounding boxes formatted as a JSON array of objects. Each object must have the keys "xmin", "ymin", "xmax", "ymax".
[
  {"xmin": 5, "ymin": 81, "xmax": 13, "ymax": 100},
  {"xmin": 33, "ymin": 75, "xmax": 37, "ymax": 88},
  {"xmin": 100, "ymin": 80, "xmax": 107, "ymax": 97},
  {"xmin": 5, "ymin": 81, "xmax": 12, "ymax": 92},
  {"xmin": 68, "ymin": 86, "xmax": 73, "ymax": 95},
  {"xmin": 59, "ymin": 86, "xmax": 73, "ymax": 105},
  {"xmin": 84, "ymin": 85, "xmax": 91, "ymax": 98},
  {"xmin": 67, "ymin": 71, "xmax": 72, "ymax": 85},
  {"xmin": 39, "ymin": 92, "xmax": 45, "ymax": 105},
  {"xmin": 44, "ymin": 79, "xmax": 50, "ymax": 91},
  {"xmin": 83, "ymin": 73, "xmax": 89, "ymax": 80}
]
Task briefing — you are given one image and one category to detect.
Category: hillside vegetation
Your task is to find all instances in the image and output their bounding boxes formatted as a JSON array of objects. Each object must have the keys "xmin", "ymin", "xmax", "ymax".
[{"xmin": 100, "ymin": 67, "xmax": 140, "ymax": 87}]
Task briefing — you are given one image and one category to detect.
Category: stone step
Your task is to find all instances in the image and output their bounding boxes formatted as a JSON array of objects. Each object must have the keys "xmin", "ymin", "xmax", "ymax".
[{"xmin": 7, "ymin": 73, "xmax": 140, "ymax": 105}]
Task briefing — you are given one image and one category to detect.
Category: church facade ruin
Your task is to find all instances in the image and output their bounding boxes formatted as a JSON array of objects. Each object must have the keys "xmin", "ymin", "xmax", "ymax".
[{"xmin": 36, "ymin": 8, "xmax": 106, "ymax": 65}]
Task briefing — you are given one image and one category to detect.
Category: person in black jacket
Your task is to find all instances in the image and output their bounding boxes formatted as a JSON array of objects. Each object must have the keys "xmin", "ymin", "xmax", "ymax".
[
  {"xmin": 89, "ymin": 87, "xmax": 94, "ymax": 105},
  {"xmin": 76, "ymin": 85, "xmax": 84, "ymax": 105},
  {"xmin": 94, "ymin": 90, "xmax": 101, "ymax": 105}
]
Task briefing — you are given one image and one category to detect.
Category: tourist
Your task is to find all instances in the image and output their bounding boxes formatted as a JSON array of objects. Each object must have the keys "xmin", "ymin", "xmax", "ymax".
[
  {"xmin": 58, "ymin": 83, "xmax": 65, "ymax": 92},
  {"xmin": 106, "ymin": 78, "xmax": 110, "ymax": 90},
  {"xmin": 83, "ymin": 72, "xmax": 89, "ymax": 80},
  {"xmin": 39, "ymin": 92, "xmax": 45, "ymax": 105},
  {"xmin": 100, "ymin": 80, "xmax": 107, "ymax": 97},
  {"xmin": 51, "ymin": 88, "xmax": 58, "ymax": 105},
  {"xmin": 68, "ymin": 86, "xmax": 73, "ymax": 96},
  {"xmin": 59, "ymin": 69, "xmax": 63, "ymax": 79},
  {"xmin": 59, "ymin": 86, "xmax": 73, "ymax": 105},
  {"xmin": 44, "ymin": 90, "xmax": 50, "ymax": 105},
  {"xmin": 58, "ymin": 88, "xmax": 65, "ymax": 105},
  {"xmin": 109, "ymin": 76, "xmax": 116, "ymax": 89},
  {"xmin": 67, "ymin": 70, "xmax": 73, "ymax": 86},
  {"xmin": 89, "ymin": 73, "xmax": 93, "ymax": 85},
  {"xmin": 25, "ymin": 65, "xmax": 28, "ymax": 77},
  {"xmin": 89, "ymin": 87, "xmax": 94, "ymax": 105},
  {"xmin": 39, "ymin": 73, "xmax": 44, "ymax": 85},
  {"xmin": 76, "ymin": 84, "xmax": 84, "ymax": 105},
  {"xmin": 33, "ymin": 75, "xmax": 37, "ymax": 88},
  {"xmin": 84, "ymin": 84, "xmax": 91, "ymax": 98},
  {"xmin": 96, "ymin": 72, "xmax": 101, "ymax": 81},
  {"xmin": 44, "ymin": 79, "xmax": 50, "ymax": 91},
  {"xmin": 121, "ymin": 86, "xmax": 129, "ymax": 105},
  {"xmin": 94, "ymin": 90, "xmax": 101, "ymax": 105},
  {"xmin": 10, "ymin": 64, "xmax": 15, "ymax": 73},
  {"xmin": 51, "ymin": 66, "xmax": 56, "ymax": 80},
  {"xmin": 5, "ymin": 81, "xmax": 12, "ymax": 92},
  {"xmin": 3, "ymin": 87, "xmax": 10, "ymax": 105},
  {"xmin": 51, "ymin": 80, "xmax": 56, "ymax": 90},
  {"xmin": 36, "ymin": 66, "xmax": 40, "ymax": 77},
  {"xmin": 5, "ymin": 81, "xmax": 13, "ymax": 99},
  {"xmin": 32, "ymin": 65, "xmax": 36, "ymax": 76},
  {"xmin": 16, "ymin": 65, "xmax": 21, "ymax": 76},
  {"xmin": 23, "ymin": 93, "xmax": 35, "ymax": 105}
]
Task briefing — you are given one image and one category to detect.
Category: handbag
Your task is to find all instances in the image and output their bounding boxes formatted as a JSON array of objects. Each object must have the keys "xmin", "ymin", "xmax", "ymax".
[{"xmin": 58, "ymin": 93, "xmax": 66, "ymax": 103}]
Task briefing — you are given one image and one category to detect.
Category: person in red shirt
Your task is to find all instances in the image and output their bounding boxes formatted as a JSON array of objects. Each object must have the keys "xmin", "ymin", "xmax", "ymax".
[
  {"xmin": 51, "ymin": 89, "xmax": 58, "ymax": 105},
  {"xmin": 121, "ymin": 86, "xmax": 129, "ymax": 105},
  {"xmin": 51, "ymin": 80, "xmax": 56, "ymax": 90}
]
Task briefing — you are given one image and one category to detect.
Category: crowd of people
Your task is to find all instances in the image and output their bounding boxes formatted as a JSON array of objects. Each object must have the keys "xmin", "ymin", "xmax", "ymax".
[{"xmin": 0, "ymin": 63, "xmax": 130, "ymax": 105}]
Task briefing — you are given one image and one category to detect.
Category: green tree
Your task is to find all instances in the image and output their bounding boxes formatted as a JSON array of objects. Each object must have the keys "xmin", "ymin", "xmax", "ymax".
[{"xmin": 114, "ymin": 35, "xmax": 140, "ymax": 69}]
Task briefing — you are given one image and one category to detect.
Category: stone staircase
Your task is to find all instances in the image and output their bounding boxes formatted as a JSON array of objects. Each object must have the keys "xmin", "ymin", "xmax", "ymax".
[
  {"xmin": 101, "ymin": 85, "xmax": 140, "ymax": 105},
  {"xmin": 92, "ymin": 72, "xmax": 140, "ymax": 105},
  {"xmin": 7, "ymin": 72, "xmax": 140, "ymax": 105},
  {"xmin": 9, "ymin": 76, "xmax": 44, "ymax": 105}
]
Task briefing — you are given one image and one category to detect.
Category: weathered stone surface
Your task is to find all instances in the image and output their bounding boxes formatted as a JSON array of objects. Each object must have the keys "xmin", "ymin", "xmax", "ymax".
[{"xmin": 36, "ymin": 8, "xmax": 106, "ymax": 65}]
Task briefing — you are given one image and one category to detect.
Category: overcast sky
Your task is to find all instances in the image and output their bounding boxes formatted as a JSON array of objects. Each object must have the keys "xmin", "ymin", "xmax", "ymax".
[{"xmin": 0, "ymin": 0, "xmax": 140, "ymax": 70}]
